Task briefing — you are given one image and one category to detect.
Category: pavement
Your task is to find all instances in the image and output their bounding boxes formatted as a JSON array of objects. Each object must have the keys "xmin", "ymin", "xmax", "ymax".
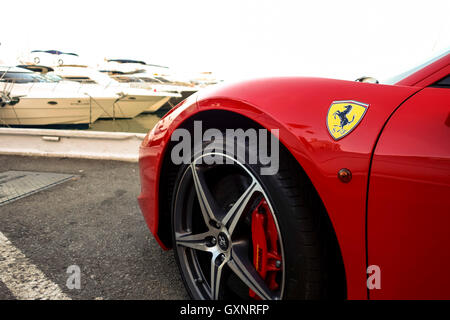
[{"xmin": 0, "ymin": 155, "xmax": 188, "ymax": 300}]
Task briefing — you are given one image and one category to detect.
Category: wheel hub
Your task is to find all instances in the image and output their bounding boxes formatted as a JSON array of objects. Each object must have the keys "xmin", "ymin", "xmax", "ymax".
[{"xmin": 217, "ymin": 232, "xmax": 229, "ymax": 251}]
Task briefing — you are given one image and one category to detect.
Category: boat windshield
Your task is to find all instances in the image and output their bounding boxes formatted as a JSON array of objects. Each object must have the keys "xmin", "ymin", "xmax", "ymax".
[
  {"xmin": 0, "ymin": 72, "xmax": 50, "ymax": 83},
  {"xmin": 43, "ymin": 73, "xmax": 63, "ymax": 82}
]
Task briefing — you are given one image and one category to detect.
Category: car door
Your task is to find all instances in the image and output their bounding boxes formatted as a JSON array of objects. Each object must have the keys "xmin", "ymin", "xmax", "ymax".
[{"xmin": 367, "ymin": 78, "xmax": 450, "ymax": 299}]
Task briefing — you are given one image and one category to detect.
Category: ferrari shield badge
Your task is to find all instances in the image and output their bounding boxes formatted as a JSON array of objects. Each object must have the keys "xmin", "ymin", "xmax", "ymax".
[{"xmin": 327, "ymin": 100, "xmax": 369, "ymax": 140}]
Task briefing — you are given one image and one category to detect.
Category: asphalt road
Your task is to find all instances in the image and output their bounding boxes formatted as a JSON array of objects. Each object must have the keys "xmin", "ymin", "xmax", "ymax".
[{"xmin": 0, "ymin": 155, "xmax": 188, "ymax": 300}]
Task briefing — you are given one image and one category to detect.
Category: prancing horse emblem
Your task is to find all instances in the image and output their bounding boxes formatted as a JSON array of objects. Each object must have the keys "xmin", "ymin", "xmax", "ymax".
[
  {"xmin": 327, "ymin": 100, "xmax": 369, "ymax": 140},
  {"xmin": 333, "ymin": 105, "xmax": 355, "ymax": 131}
]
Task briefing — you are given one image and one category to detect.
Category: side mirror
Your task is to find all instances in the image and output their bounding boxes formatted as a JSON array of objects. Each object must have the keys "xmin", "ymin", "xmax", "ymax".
[{"xmin": 355, "ymin": 76, "xmax": 379, "ymax": 84}]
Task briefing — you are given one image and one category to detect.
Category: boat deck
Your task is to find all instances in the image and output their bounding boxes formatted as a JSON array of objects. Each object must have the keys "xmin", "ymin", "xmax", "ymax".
[{"xmin": 0, "ymin": 155, "xmax": 187, "ymax": 300}]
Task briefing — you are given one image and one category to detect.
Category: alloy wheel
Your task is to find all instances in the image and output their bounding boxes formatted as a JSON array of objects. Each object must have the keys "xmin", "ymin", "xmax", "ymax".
[{"xmin": 173, "ymin": 152, "xmax": 285, "ymax": 300}]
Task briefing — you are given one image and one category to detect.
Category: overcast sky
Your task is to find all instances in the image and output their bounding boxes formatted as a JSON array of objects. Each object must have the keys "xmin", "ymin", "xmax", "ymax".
[{"xmin": 1, "ymin": 0, "xmax": 449, "ymax": 81}]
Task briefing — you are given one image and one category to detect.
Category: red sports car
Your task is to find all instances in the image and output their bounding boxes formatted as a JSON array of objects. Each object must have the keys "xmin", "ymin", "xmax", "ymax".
[{"xmin": 138, "ymin": 51, "xmax": 450, "ymax": 300}]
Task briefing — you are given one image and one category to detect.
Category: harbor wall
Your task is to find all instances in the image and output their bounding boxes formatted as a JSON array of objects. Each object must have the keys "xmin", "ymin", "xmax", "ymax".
[{"xmin": 0, "ymin": 128, "xmax": 145, "ymax": 162}]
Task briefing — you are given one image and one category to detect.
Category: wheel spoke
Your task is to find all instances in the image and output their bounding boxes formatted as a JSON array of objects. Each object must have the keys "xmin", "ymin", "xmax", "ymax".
[
  {"xmin": 222, "ymin": 180, "xmax": 260, "ymax": 235},
  {"xmin": 228, "ymin": 244, "xmax": 276, "ymax": 300},
  {"xmin": 175, "ymin": 231, "xmax": 212, "ymax": 252},
  {"xmin": 210, "ymin": 252, "xmax": 226, "ymax": 300},
  {"xmin": 190, "ymin": 164, "xmax": 221, "ymax": 226}
]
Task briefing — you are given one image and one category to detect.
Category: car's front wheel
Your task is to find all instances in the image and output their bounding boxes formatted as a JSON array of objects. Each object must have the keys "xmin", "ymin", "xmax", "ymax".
[{"xmin": 171, "ymin": 135, "xmax": 335, "ymax": 300}]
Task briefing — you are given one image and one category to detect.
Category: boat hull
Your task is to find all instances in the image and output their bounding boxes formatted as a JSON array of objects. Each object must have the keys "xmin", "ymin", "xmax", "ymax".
[
  {"xmin": 99, "ymin": 95, "xmax": 171, "ymax": 118},
  {"xmin": 141, "ymin": 96, "xmax": 171, "ymax": 114},
  {"xmin": 0, "ymin": 98, "xmax": 103, "ymax": 125}
]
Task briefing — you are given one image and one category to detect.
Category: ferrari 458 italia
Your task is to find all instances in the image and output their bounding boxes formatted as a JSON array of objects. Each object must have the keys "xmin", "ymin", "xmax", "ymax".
[{"xmin": 138, "ymin": 50, "xmax": 450, "ymax": 300}]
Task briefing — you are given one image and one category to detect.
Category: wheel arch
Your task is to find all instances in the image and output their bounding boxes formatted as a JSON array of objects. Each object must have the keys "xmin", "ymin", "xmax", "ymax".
[{"xmin": 157, "ymin": 108, "xmax": 347, "ymax": 299}]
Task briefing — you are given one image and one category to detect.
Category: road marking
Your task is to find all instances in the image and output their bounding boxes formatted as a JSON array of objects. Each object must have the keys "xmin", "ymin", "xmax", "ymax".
[{"xmin": 0, "ymin": 231, "xmax": 71, "ymax": 300}]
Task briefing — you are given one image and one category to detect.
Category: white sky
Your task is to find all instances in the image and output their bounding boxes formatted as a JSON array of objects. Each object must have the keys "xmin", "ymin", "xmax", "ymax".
[{"xmin": 1, "ymin": 0, "xmax": 449, "ymax": 81}]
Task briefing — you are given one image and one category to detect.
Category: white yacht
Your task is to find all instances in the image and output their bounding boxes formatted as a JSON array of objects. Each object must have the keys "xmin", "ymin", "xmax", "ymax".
[
  {"xmin": 99, "ymin": 59, "xmax": 197, "ymax": 111},
  {"xmin": 19, "ymin": 64, "xmax": 150, "ymax": 118},
  {"xmin": 0, "ymin": 67, "xmax": 103, "ymax": 126},
  {"xmin": 19, "ymin": 51, "xmax": 178, "ymax": 116},
  {"xmin": 52, "ymin": 64, "xmax": 178, "ymax": 117},
  {"xmin": 107, "ymin": 73, "xmax": 197, "ymax": 112}
]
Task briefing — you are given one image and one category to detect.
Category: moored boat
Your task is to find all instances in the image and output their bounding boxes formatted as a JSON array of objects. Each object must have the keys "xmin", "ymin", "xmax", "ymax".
[{"xmin": 0, "ymin": 67, "xmax": 103, "ymax": 126}]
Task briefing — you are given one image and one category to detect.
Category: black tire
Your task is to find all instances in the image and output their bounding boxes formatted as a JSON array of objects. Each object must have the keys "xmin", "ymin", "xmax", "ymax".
[{"xmin": 171, "ymin": 131, "xmax": 334, "ymax": 300}]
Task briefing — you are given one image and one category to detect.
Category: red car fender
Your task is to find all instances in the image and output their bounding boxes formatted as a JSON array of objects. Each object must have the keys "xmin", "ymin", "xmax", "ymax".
[
  {"xmin": 138, "ymin": 93, "xmax": 199, "ymax": 250},
  {"xmin": 138, "ymin": 77, "xmax": 420, "ymax": 299}
]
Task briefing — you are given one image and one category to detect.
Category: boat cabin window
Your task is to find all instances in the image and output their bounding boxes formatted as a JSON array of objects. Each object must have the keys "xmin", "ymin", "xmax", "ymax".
[
  {"xmin": 0, "ymin": 72, "xmax": 49, "ymax": 83},
  {"xmin": 154, "ymin": 76, "xmax": 170, "ymax": 83},
  {"xmin": 112, "ymin": 76, "xmax": 144, "ymax": 83},
  {"xmin": 62, "ymin": 76, "xmax": 97, "ymax": 84},
  {"xmin": 134, "ymin": 77, "xmax": 161, "ymax": 84}
]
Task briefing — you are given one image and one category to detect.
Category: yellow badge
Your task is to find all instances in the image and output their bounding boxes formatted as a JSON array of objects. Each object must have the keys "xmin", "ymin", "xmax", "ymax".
[{"xmin": 327, "ymin": 100, "xmax": 369, "ymax": 140}]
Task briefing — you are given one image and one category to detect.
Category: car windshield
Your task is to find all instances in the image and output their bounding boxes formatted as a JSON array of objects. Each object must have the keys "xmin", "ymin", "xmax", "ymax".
[{"xmin": 382, "ymin": 49, "xmax": 450, "ymax": 85}]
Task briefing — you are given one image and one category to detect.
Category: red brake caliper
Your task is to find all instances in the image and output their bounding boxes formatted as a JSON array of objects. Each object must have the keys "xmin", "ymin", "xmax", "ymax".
[{"xmin": 249, "ymin": 199, "xmax": 282, "ymax": 299}]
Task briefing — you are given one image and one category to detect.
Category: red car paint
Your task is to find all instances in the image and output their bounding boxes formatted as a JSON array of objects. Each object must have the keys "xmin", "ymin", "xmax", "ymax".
[
  {"xmin": 368, "ymin": 86, "xmax": 450, "ymax": 299},
  {"xmin": 138, "ymin": 53, "xmax": 449, "ymax": 299}
]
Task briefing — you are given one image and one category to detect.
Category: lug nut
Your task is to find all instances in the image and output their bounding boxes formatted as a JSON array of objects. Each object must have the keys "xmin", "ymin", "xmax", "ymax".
[
  {"xmin": 209, "ymin": 220, "xmax": 221, "ymax": 229},
  {"xmin": 216, "ymin": 253, "xmax": 226, "ymax": 265},
  {"xmin": 206, "ymin": 236, "xmax": 217, "ymax": 247},
  {"xmin": 275, "ymin": 260, "xmax": 282, "ymax": 268}
]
